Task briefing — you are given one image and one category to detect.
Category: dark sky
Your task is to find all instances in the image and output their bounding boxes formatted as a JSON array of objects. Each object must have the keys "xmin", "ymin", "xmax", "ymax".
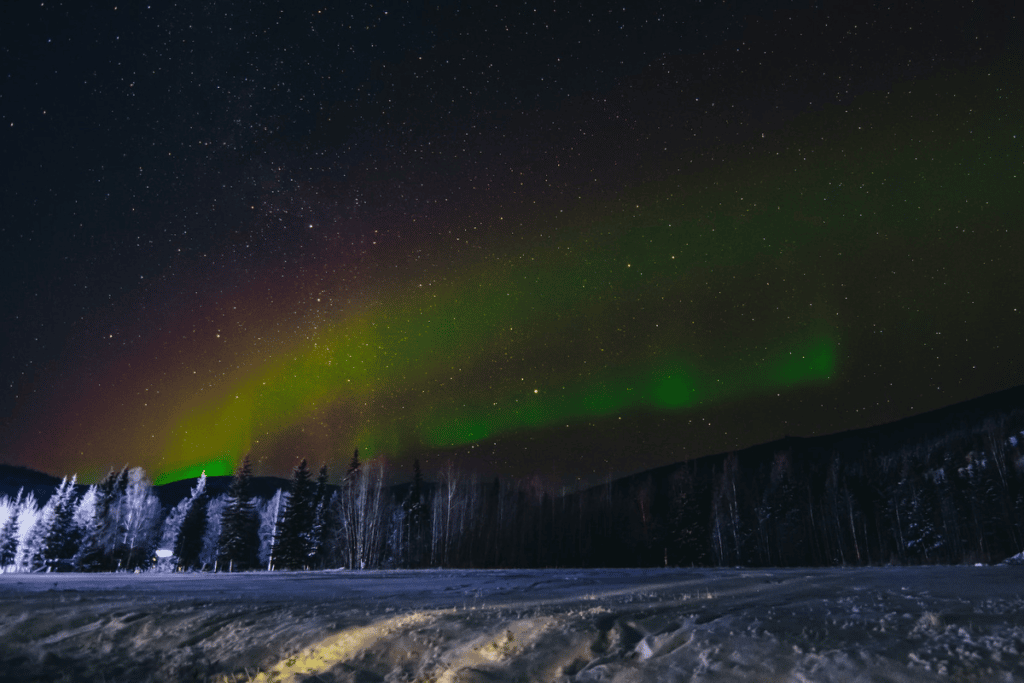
[{"xmin": 1, "ymin": 0, "xmax": 1022, "ymax": 486}]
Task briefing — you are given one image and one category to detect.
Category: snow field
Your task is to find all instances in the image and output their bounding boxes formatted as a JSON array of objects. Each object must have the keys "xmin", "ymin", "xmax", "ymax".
[{"xmin": 0, "ymin": 566, "xmax": 1022, "ymax": 682}]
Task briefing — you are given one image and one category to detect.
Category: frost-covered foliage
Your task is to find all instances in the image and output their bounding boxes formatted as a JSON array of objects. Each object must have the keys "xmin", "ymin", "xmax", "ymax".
[
  {"xmin": 73, "ymin": 467, "xmax": 128, "ymax": 571},
  {"xmin": 7, "ymin": 404, "xmax": 1024, "ymax": 574},
  {"xmin": 11, "ymin": 492, "xmax": 40, "ymax": 572},
  {"xmin": 27, "ymin": 475, "xmax": 81, "ymax": 572},
  {"xmin": 332, "ymin": 452, "xmax": 392, "ymax": 570},
  {"xmin": 0, "ymin": 490, "xmax": 25, "ymax": 570},
  {"xmin": 72, "ymin": 486, "xmax": 98, "ymax": 536},
  {"xmin": 118, "ymin": 468, "xmax": 162, "ymax": 570},
  {"xmin": 0, "ymin": 492, "xmax": 16, "ymax": 531},
  {"xmin": 173, "ymin": 472, "xmax": 209, "ymax": 571},
  {"xmin": 258, "ymin": 489, "xmax": 285, "ymax": 570},
  {"xmin": 158, "ymin": 496, "xmax": 190, "ymax": 558},
  {"xmin": 199, "ymin": 494, "xmax": 228, "ymax": 570}
]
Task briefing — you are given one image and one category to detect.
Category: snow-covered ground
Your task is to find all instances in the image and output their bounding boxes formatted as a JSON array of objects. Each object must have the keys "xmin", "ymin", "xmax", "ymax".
[{"xmin": 1, "ymin": 566, "xmax": 1022, "ymax": 682}]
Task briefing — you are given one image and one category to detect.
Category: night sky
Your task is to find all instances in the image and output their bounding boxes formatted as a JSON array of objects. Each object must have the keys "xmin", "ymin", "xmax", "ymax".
[{"xmin": 2, "ymin": 1, "xmax": 1021, "ymax": 487}]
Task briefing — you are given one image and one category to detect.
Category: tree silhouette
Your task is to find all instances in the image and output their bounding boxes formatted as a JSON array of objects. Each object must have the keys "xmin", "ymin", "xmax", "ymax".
[
  {"xmin": 307, "ymin": 464, "xmax": 330, "ymax": 568},
  {"xmin": 402, "ymin": 459, "xmax": 428, "ymax": 568},
  {"xmin": 217, "ymin": 455, "xmax": 260, "ymax": 571},
  {"xmin": 174, "ymin": 472, "xmax": 209, "ymax": 571},
  {"xmin": 273, "ymin": 459, "xmax": 314, "ymax": 570}
]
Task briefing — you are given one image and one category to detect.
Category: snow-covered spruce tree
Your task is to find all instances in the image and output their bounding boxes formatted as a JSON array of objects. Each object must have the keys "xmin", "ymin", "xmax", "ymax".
[
  {"xmin": 200, "ymin": 494, "xmax": 228, "ymax": 570},
  {"xmin": 10, "ymin": 493, "xmax": 40, "ymax": 572},
  {"xmin": 273, "ymin": 459, "xmax": 315, "ymax": 570},
  {"xmin": 72, "ymin": 481, "xmax": 105, "ymax": 571},
  {"xmin": 74, "ymin": 474, "xmax": 112, "ymax": 571},
  {"xmin": 0, "ymin": 490, "xmax": 25, "ymax": 570},
  {"xmin": 0, "ymin": 493, "xmax": 12, "ymax": 530},
  {"xmin": 158, "ymin": 494, "xmax": 191, "ymax": 567},
  {"xmin": 72, "ymin": 485, "xmax": 98, "ymax": 540},
  {"xmin": 21, "ymin": 476, "xmax": 77, "ymax": 572},
  {"xmin": 173, "ymin": 472, "xmax": 209, "ymax": 571},
  {"xmin": 74, "ymin": 466, "xmax": 128, "ymax": 571},
  {"xmin": 217, "ymin": 455, "xmax": 261, "ymax": 571},
  {"xmin": 39, "ymin": 475, "xmax": 80, "ymax": 572},
  {"xmin": 105, "ymin": 466, "xmax": 132, "ymax": 569},
  {"xmin": 20, "ymin": 511, "xmax": 49, "ymax": 573}
]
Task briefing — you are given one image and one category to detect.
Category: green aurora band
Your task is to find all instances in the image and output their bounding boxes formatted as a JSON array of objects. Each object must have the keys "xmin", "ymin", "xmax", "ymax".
[{"xmin": 154, "ymin": 62, "xmax": 1019, "ymax": 483}]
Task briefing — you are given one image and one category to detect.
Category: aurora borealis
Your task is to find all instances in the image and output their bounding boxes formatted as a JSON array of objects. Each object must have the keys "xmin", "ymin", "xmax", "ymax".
[{"xmin": 2, "ymin": 1, "xmax": 1022, "ymax": 485}]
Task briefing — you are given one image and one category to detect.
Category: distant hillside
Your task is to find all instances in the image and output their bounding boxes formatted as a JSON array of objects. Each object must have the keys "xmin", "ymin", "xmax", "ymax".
[
  {"xmin": 561, "ymin": 385, "xmax": 1024, "ymax": 567},
  {"xmin": 3, "ymin": 382, "xmax": 1024, "ymax": 567},
  {"xmin": 6, "ymin": 381, "xmax": 1024, "ymax": 511},
  {"xmin": 0, "ymin": 464, "xmax": 65, "ymax": 504},
  {"xmin": 151, "ymin": 474, "xmax": 305, "ymax": 510},
  {"xmin": 0, "ymin": 465, "xmax": 299, "ymax": 510},
  {"xmin": 600, "ymin": 382, "xmax": 1024, "ymax": 495}
]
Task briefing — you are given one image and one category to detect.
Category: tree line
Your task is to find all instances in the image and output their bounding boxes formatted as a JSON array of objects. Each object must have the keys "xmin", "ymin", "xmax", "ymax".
[
  {"xmin": 0, "ymin": 449, "xmax": 420, "ymax": 573},
  {"xmin": 2, "ymin": 411, "xmax": 1023, "ymax": 572}
]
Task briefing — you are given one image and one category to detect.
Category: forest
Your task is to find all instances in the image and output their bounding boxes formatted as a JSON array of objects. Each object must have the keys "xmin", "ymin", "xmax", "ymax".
[{"xmin": 2, "ymin": 408, "xmax": 1024, "ymax": 573}]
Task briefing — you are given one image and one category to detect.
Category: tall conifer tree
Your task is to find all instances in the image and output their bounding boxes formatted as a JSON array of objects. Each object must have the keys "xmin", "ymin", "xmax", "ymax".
[
  {"xmin": 174, "ymin": 472, "xmax": 209, "ymax": 571},
  {"xmin": 74, "ymin": 467, "xmax": 122, "ymax": 571},
  {"xmin": 0, "ymin": 490, "xmax": 23, "ymax": 567},
  {"xmin": 274, "ymin": 459, "xmax": 314, "ymax": 570},
  {"xmin": 39, "ymin": 475, "xmax": 80, "ymax": 571},
  {"xmin": 217, "ymin": 455, "xmax": 260, "ymax": 571}
]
